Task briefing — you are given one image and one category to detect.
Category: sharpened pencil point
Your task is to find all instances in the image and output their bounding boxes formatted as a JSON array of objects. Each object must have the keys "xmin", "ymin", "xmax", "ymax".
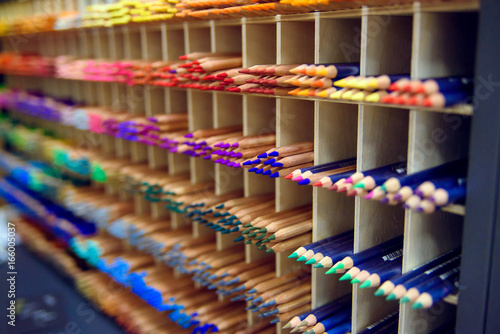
[
  {"xmin": 386, "ymin": 293, "xmax": 397, "ymax": 301},
  {"xmin": 244, "ymin": 240, "xmax": 252, "ymax": 244},
  {"xmin": 292, "ymin": 176, "xmax": 303, "ymax": 182},
  {"xmin": 400, "ymin": 296, "xmax": 411, "ymax": 304},
  {"xmin": 412, "ymin": 302, "xmax": 423, "ymax": 309},
  {"xmin": 314, "ymin": 263, "xmax": 324, "ymax": 268},
  {"xmin": 297, "ymin": 256, "xmax": 308, "ymax": 262},
  {"xmin": 288, "ymin": 252, "xmax": 299, "ymax": 259},
  {"xmin": 351, "ymin": 278, "xmax": 361, "ymax": 284},
  {"xmin": 271, "ymin": 162, "xmax": 284, "ymax": 167},
  {"xmin": 233, "ymin": 236, "xmax": 245, "ymax": 242},
  {"xmin": 284, "ymin": 173, "xmax": 294, "ymax": 179},
  {"xmin": 298, "ymin": 179, "xmax": 311, "ymax": 185},
  {"xmin": 325, "ymin": 268, "xmax": 337, "ymax": 275},
  {"xmin": 352, "ymin": 183, "xmax": 364, "ymax": 189},
  {"xmin": 247, "ymin": 289, "xmax": 256, "ymax": 294},
  {"xmin": 339, "ymin": 273, "xmax": 351, "ymax": 281},
  {"xmin": 270, "ymin": 172, "xmax": 279, "ymax": 178},
  {"xmin": 313, "ymin": 181, "xmax": 322, "ymax": 187},
  {"xmin": 374, "ymin": 289, "xmax": 385, "ymax": 297},
  {"xmin": 282, "ymin": 322, "xmax": 293, "ymax": 329},
  {"xmin": 360, "ymin": 280, "xmax": 371, "ymax": 289},
  {"xmin": 268, "ymin": 151, "xmax": 279, "ymax": 157},
  {"xmin": 266, "ymin": 248, "xmax": 274, "ymax": 253},
  {"xmin": 333, "ymin": 263, "xmax": 344, "ymax": 270},
  {"xmin": 305, "ymin": 258, "xmax": 316, "ymax": 265}
]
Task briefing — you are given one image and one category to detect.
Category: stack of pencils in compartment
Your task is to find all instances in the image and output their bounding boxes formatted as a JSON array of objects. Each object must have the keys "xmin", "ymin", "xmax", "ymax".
[
  {"xmin": 285, "ymin": 63, "xmax": 360, "ymax": 98},
  {"xmin": 333, "ymin": 74, "xmax": 473, "ymax": 108},
  {"xmin": 0, "ymin": 53, "xmax": 55, "ymax": 77},
  {"xmin": 287, "ymin": 157, "xmax": 467, "ymax": 213},
  {"xmin": 176, "ymin": 0, "xmax": 312, "ymax": 20},
  {"xmin": 82, "ymin": 0, "xmax": 178, "ymax": 27},
  {"xmin": 282, "ymin": 295, "xmax": 353, "ymax": 334},
  {"xmin": 241, "ymin": 141, "xmax": 318, "ymax": 177},
  {"xmin": 375, "ymin": 248, "xmax": 461, "ymax": 310},
  {"xmin": 236, "ymin": 205, "xmax": 313, "ymax": 252}
]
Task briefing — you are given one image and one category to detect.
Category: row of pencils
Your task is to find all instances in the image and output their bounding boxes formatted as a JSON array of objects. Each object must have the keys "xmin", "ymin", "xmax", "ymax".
[
  {"xmin": 0, "ymin": 115, "xmax": 466, "ymax": 216},
  {"xmin": 289, "ymin": 230, "xmax": 461, "ymax": 310},
  {"xmin": 0, "ymin": 51, "xmax": 473, "ymax": 108}
]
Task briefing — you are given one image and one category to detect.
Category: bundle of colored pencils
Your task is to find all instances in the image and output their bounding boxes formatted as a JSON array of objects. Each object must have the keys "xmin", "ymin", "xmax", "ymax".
[
  {"xmin": 0, "ymin": 53, "xmax": 55, "ymax": 77},
  {"xmin": 375, "ymin": 248, "xmax": 461, "ymax": 310},
  {"xmin": 241, "ymin": 141, "xmax": 315, "ymax": 177},
  {"xmin": 282, "ymin": 295, "xmax": 353, "ymax": 334},
  {"xmin": 82, "ymin": 0, "xmax": 178, "ymax": 27},
  {"xmin": 290, "ymin": 234, "xmax": 402, "ymax": 276},
  {"xmin": 334, "ymin": 74, "xmax": 473, "ymax": 108},
  {"xmin": 176, "ymin": 0, "xmax": 311, "ymax": 20},
  {"xmin": 286, "ymin": 62, "xmax": 361, "ymax": 98},
  {"xmin": 290, "ymin": 158, "xmax": 467, "ymax": 213}
]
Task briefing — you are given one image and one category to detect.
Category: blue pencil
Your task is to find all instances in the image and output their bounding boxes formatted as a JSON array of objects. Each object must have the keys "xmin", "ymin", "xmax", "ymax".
[
  {"xmin": 386, "ymin": 255, "xmax": 460, "ymax": 301},
  {"xmin": 412, "ymin": 272, "xmax": 460, "ymax": 309},
  {"xmin": 307, "ymin": 308, "xmax": 351, "ymax": 334},
  {"xmin": 381, "ymin": 159, "xmax": 467, "ymax": 193},
  {"xmin": 289, "ymin": 230, "xmax": 354, "ymax": 259},
  {"xmin": 330, "ymin": 236, "xmax": 404, "ymax": 271},
  {"xmin": 357, "ymin": 311, "xmax": 399, "ymax": 334},
  {"xmin": 283, "ymin": 295, "xmax": 352, "ymax": 330},
  {"xmin": 401, "ymin": 266, "xmax": 460, "ymax": 304}
]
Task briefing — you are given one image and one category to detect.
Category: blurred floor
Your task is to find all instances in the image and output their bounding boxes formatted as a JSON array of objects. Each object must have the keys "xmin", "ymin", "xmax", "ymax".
[{"xmin": 0, "ymin": 245, "xmax": 125, "ymax": 334}]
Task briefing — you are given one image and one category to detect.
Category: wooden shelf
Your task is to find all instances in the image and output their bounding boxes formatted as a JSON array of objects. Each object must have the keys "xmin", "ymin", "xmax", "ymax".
[{"xmin": 0, "ymin": 1, "xmax": 475, "ymax": 333}]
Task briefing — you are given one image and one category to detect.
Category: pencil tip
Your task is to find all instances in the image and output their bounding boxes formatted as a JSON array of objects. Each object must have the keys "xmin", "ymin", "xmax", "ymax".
[
  {"xmin": 233, "ymin": 236, "xmax": 244, "ymax": 242},
  {"xmin": 386, "ymin": 293, "xmax": 397, "ymax": 301},
  {"xmin": 305, "ymin": 258, "xmax": 316, "ymax": 265},
  {"xmin": 312, "ymin": 181, "xmax": 322, "ymax": 187},
  {"xmin": 339, "ymin": 274, "xmax": 351, "ymax": 281},
  {"xmin": 298, "ymin": 179, "xmax": 310, "ymax": 185},
  {"xmin": 325, "ymin": 268, "xmax": 336, "ymax": 275},
  {"xmin": 288, "ymin": 252, "xmax": 299, "ymax": 259},
  {"xmin": 297, "ymin": 256, "xmax": 308, "ymax": 262},
  {"xmin": 268, "ymin": 152, "xmax": 279, "ymax": 157},
  {"xmin": 257, "ymin": 153, "xmax": 268, "ymax": 158},
  {"xmin": 292, "ymin": 176, "xmax": 303, "ymax": 182},
  {"xmin": 374, "ymin": 289, "xmax": 385, "ymax": 297},
  {"xmin": 400, "ymin": 296, "xmax": 410, "ymax": 304},
  {"xmin": 412, "ymin": 302, "xmax": 423, "ymax": 309},
  {"xmin": 360, "ymin": 280, "xmax": 371, "ymax": 289},
  {"xmin": 351, "ymin": 278, "xmax": 361, "ymax": 284},
  {"xmin": 313, "ymin": 263, "xmax": 324, "ymax": 268}
]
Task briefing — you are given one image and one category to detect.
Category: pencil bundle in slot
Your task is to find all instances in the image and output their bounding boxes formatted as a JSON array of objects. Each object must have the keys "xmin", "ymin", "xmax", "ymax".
[
  {"xmin": 179, "ymin": 127, "xmax": 277, "ymax": 168},
  {"xmin": 285, "ymin": 62, "xmax": 360, "ymax": 98},
  {"xmin": 242, "ymin": 269, "xmax": 312, "ymax": 324},
  {"xmin": 329, "ymin": 73, "xmax": 472, "ymax": 108},
  {"xmin": 282, "ymin": 294, "xmax": 353, "ymax": 334},
  {"xmin": 0, "ymin": 53, "xmax": 55, "ymax": 77},
  {"xmin": 286, "ymin": 229, "xmax": 354, "ymax": 273},
  {"xmin": 284, "ymin": 157, "xmax": 357, "ymax": 186},
  {"xmin": 385, "ymin": 75, "xmax": 473, "ymax": 108},
  {"xmin": 83, "ymin": 0, "xmax": 178, "ymax": 27},
  {"xmin": 375, "ymin": 248, "xmax": 461, "ymax": 310},
  {"xmin": 322, "ymin": 158, "xmax": 467, "ymax": 214},
  {"xmin": 236, "ymin": 205, "xmax": 313, "ymax": 253},
  {"xmin": 177, "ymin": 1, "xmax": 312, "ymax": 20},
  {"xmin": 76, "ymin": 271, "xmax": 191, "ymax": 334},
  {"xmin": 164, "ymin": 51, "xmax": 243, "ymax": 88},
  {"xmin": 187, "ymin": 192, "xmax": 276, "ymax": 235},
  {"xmin": 213, "ymin": 63, "xmax": 302, "ymax": 96},
  {"xmin": 198, "ymin": 257, "xmax": 274, "ymax": 295},
  {"xmin": 242, "ymin": 141, "xmax": 315, "ymax": 178}
]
